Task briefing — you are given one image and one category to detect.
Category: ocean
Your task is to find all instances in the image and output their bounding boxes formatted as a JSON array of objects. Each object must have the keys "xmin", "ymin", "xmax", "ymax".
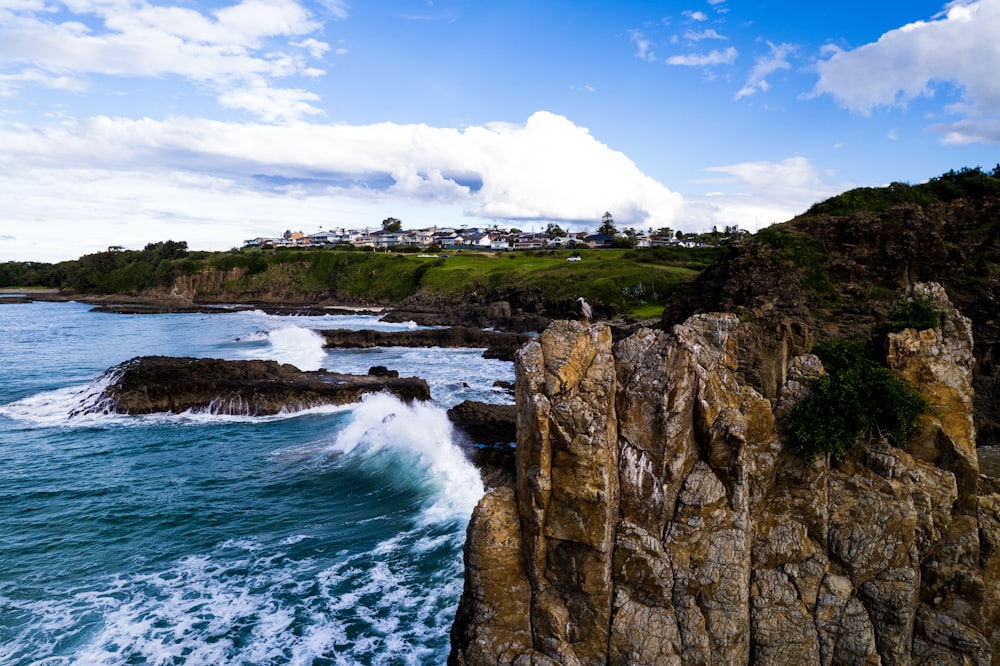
[{"xmin": 0, "ymin": 300, "xmax": 514, "ymax": 665}]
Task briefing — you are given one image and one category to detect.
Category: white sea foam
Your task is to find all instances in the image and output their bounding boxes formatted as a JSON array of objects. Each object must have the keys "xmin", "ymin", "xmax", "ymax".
[
  {"xmin": 263, "ymin": 326, "xmax": 328, "ymax": 371},
  {"xmin": 2, "ymin": 523, "xmax": 465, "ymax": 665},
  {"xmin": 327, "ymin": 393, "xmax": 485, "ymax": 522},
  {"xmin": 0, "ymin": 382, "xmax": 352, "ymax": 428},
  {"xmin": 0, "ymin": 365, "xmax": 126, "ymax": 428}
]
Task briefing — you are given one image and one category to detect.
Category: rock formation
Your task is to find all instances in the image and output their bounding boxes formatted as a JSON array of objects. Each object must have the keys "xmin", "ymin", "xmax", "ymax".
[
  {"xmin": 81, "ymin": 356, "xmax": 430, "ymax": 416},
  {"xmin": 451, "ymin": 284, "xmax": 1000, "ymax": 665},
  {"xmin": 662, "ymin": 199, "xmax": 1000, "ymax": 447},
  {"xmin": 319, "ymin": 326, "xmax": 532, "ymax": 361}
]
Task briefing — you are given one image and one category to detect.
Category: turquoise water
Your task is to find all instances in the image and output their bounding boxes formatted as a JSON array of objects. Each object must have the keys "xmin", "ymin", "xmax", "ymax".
[{"xmin": 0, "ymin": 301, "xmax": 513, "ymax": 665}]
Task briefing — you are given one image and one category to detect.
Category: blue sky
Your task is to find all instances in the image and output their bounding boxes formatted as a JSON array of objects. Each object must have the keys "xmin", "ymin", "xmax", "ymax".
[{"xmin": 2, "ymin": 0, "xmax": 999, "ymax": 261}]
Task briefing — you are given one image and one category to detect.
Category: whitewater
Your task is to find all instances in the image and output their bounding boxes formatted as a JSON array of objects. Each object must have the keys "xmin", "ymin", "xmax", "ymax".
[{"xmin": 0, "ymin": 300, "xmax": 514, "ymax": 665}]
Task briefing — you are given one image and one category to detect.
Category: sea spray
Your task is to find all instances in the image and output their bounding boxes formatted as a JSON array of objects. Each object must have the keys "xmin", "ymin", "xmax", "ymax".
[
  {"xmin": 327, "ymin": 393, "xmax": 485, "ymax": 522},
  {"xmin": 0, "ymin": 302, "xmax": 507, "ymax": 665},
  {"xmin": 0, "ymin": 365, "xmax": 126, "ymax": 427},
  {"xmin": 264, "ymin": 326, "xmax": 328, "ymax": 371}
]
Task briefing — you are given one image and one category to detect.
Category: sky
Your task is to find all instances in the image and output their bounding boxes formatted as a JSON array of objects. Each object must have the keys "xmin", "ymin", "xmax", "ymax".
[{"xmin": 2, "ymin": 0, "xmax": 999, "ymax": 262}]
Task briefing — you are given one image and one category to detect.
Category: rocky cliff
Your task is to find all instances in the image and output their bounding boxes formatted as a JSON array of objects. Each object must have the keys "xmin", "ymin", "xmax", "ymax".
[
  {"xmin": 662, "ymin": 198, "xmax": 1000, "ymax": 446},
  {"xmin": 451, "ymin": 284, "xmax": 1000, "ymax": 665}
]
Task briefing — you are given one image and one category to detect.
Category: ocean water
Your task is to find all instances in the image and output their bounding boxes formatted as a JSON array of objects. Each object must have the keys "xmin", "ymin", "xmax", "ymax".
[{"xmin": 0, "ymin": 301, "xmax": 514, "ymax": 665}]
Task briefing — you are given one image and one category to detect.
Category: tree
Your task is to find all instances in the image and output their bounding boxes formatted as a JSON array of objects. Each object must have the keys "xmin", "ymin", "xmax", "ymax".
[
  {"xmin": 656, "ymin": 227, "xmax": 673, "ymax": 239},
  {"xmin": 381, "ymin": 217, "xmax": 402, "ymax": 232},
  {"xmin": 597, "ymin": 211, "xmax": 617, "ymax": 236},
  {"xmin": 544, "ymin": 223, "xmax": 568, "ymax": 239}
]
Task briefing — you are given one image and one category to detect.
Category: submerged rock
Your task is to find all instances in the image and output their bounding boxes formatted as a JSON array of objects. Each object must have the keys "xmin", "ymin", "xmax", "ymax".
[
  {"xmin": 85, "ymin": 356, "xmax": 430, "ymax": 416},
  {"xmin": 451, "ymin": 284, "xmax": 1000, "ymax": 665}
]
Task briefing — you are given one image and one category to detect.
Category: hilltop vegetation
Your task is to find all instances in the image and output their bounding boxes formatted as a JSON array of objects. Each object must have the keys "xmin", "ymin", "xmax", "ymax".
[
  {"xmin": 0, "ymin": 242, "xmax": 722, "ymax": 319},
  {"xmin": 807, "ymin": 165, "xmax": 1000, "ymax": 215}
]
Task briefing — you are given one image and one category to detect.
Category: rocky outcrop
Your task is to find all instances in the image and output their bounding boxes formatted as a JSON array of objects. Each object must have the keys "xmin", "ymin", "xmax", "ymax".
[
  {"xmin": 82, "ymin": 356, "xmax": 430, "ymax": 416},
  {"xmin": 662, "ymin": 199, "xmax": 1000, "ymax": 446},
  {"xmin": 383, "ymin": 299, "xmax": 552, "ymax": 333},
  {"xmin": 319, "ymin": 326, "xmax": 532, "ymax": 361},
  {"xmin": 451, "ymin": 285, "xmax": 1000, "ymax": 665}
]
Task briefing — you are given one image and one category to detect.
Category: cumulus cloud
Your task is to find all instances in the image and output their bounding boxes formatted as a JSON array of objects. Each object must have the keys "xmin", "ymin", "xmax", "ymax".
[
  {"xmin": 0, "ymin": 0, "xmax": 332, "ymax": 120},
  {"xmin": 682, "ymin": 10, "xmax": 708, "ymax": 21},
  {"xmin": 680, "ymin": 157, "xmax": 849, "ymax": 232},
  {"xmin": 735, "ymin": 41, "xmax": 794, "ymax": 99},
  {"xmin": 666, "ymin": 46, "xmax": 737, "ymax": 67},
  {"xmin": 0, "ymin": 111, "xmax": 684, "ymax": 259},
  {"xmin": 811, "ymin": 0, "xmax": 1000, "ymax": 143}
]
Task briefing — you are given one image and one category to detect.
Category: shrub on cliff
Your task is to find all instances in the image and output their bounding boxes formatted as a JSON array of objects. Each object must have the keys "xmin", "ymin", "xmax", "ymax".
[{"xmin": 783, "ymin": 338, "xmax": 929, "ymax": 464}]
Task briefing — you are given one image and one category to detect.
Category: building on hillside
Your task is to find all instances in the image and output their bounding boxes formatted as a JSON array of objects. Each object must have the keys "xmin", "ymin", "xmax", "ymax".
[{"xmin": 584, "ymin": 233, "xmax": 615, "ymax": 248}]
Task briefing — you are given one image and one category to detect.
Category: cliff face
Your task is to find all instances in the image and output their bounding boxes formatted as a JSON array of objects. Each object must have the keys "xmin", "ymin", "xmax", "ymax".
[
  {"xmin": 451, "ymin": 284, "xmax": 1000, "ymax": 665},
  {"xmin": 662, "ymin": 198, "xmax": 1000, "ymax": 446}
]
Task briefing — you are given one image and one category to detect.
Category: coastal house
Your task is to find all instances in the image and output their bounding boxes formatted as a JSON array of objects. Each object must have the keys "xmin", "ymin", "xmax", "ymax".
[
  {"xmin": 584, "ymin": 233, "xmax": 615, "ymax": 248},
  {"xmin": 431, "ymin": 229, "xmax": 459, "ymax": 247}
]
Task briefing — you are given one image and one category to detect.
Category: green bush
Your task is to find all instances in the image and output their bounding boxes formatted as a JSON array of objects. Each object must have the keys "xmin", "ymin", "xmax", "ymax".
[
  {"xmin": 887, "ymin": 295, "xmax": 942, "ymax": 331},
  {"xmin": 783, "ymin": 339, "xmax": 928, "ymax": 464}
]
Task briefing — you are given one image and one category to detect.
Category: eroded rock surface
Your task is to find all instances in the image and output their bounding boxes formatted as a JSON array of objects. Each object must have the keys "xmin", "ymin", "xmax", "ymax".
[
  {"xmin": 451, "ymin": 284, "xmax": 1000, "ymax": 665},
  {"xmin": 84, "ymin": 356, "xmax": 430, "ymax": 416}
]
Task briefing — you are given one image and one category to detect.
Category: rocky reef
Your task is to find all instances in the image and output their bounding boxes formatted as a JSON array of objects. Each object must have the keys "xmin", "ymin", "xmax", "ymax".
[
  {"xmin": 450, "ymin": 284, "xmax": 1000, "ymax": 665},
  {"xmin": 319, "ymin": 326, "xmax": 532, "ymax": 361},
  {"xmin": 83, "ymin": 356, "xmax": 430, "ymax": 416}
]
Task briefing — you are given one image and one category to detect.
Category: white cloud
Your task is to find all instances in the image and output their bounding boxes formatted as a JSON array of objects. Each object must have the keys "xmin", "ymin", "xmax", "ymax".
[
  {"xmin": 735, "ymin": 41, "xmax": 794, "ymax": 99},
  {"xmin": 680, "ymin": 157, "xmax": 848, "ymax": 232},
  {"xmin": 667, "ymin": 46, "xmax": 737, "ymax": 67},
  {"xmin": 0, "ymin": 0, "xmax": 331, "ymax": 121},
  {"xmin": 811, "ymin": 0, "xmax": 1000, "ymax": 143},
  {"xmin": 0, "ymin": 111, "xmax": 685, "ymax": 260},
  {"xmin": 629, "ymin": 29, "xmax": 656, "ymax": 62},
  {"xmin": 682, "ymin": 10, "xmax": 708, "ymax": 21},
  {"xmin": 683, "ymin": 28, "xmax": 726, "ymax": 42}
]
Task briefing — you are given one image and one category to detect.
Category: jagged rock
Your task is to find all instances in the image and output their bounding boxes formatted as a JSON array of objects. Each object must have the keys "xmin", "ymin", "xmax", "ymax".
[
  {"xmin": 661, "ymin": 200, "xmax": 1000, "ymax": 447},
  {"xmin": 451, "ymin": 285, "xmax": 1000, "ymax": 665},
  {"xmin": 886, "ymin": 282, "xmax": 979, "ymax": 512},
  {"xmin": 83, "ymin": 356, "xmax": 430, "ymax": 416},
  {"xmin": 450, "ymin": 488, "xmax": 534, "ymax": 666}
]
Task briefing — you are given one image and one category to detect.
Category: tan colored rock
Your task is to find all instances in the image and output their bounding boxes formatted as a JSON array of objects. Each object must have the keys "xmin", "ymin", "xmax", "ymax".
[
  {"xmin": 450, "ymin": 488, "xmax": 533, "ymax": 666},
  {"xmin": 514, "ymin": 321, "xmax": 619, "ymax": 665},
  {"xmin": 451, "ymin": 285, "xmax": 1000, "ymax": 666},
  {"xmin": 887, "ymin": 282, "xmax": 978, "ymax": 512}
]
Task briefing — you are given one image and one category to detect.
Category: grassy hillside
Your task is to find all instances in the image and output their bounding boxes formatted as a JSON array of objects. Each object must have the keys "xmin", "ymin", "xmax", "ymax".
[{"xmin": 0, "ymin": 245, "xmax": 722, "ymax": 318}]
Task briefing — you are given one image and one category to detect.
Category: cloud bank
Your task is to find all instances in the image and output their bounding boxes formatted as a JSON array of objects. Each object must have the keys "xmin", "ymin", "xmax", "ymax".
[
  {"xmin": 812, "ymin": 0, "xmax": 1000, "ymax": 144},
  {"xmin": 0, "ymin": 0, "xmax": 334, "ymax": 121},
  {"xmin": 0, "ymin": 111, "xmax": 685, "ymax": 260}
]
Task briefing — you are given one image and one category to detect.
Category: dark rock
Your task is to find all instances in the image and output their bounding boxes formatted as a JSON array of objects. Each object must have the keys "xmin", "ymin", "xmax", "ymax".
[
  {"xmin": 448, "ymin": 400, "xmax": 518, "ymax": 489},
  {"xmin": 492, "ymin": 380, "xmax": 515, "ymax": 393},
  {"xmin": 367, "ymin": 365, "xmax": 398, "ymax": 378},
  {"xmin": 319, "ymin": 326, "xmax": 531, "ymax": 362},
  {"xmin": 83, "ymin": 356, "xmax": 430, "ymax": 416},
  {"xmin": 381, "ymin": 299, "xmax": 551, "ymax": 333}
]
